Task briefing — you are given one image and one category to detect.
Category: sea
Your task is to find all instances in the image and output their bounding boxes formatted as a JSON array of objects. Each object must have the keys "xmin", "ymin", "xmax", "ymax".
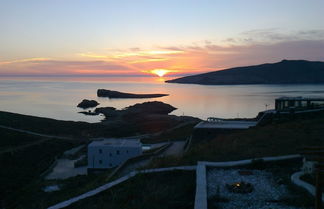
[{"xmin": 1, "ymin": 76, "xmax": 324, "ymax": 123}]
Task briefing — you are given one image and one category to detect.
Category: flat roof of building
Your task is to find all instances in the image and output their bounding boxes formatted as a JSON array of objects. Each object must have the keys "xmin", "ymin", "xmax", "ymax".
[
  {"xmin": 194, "ymin": 120, "xmax": 257, "ymax": 129},
  {"xmin": 276, "ymin": 97, "xmax": 324, "ymax": 101},
  {"xmin": 89, "ymin": 138, "xmax": 142, "ymax": 147}
]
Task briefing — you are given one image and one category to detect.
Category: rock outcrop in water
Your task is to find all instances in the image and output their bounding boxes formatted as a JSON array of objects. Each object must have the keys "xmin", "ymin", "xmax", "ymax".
[
  {"xmin": 97, "ymin": 89, "xmax": 169, "ymax": 98},
  {"xmin": 94, "ymin": 101, "xmax": 176, "ymax": 118},
  {"xmin": 77, "ymin": 99, "xmax": 99, "ymax": 109},
  {"xmin": 93, "ymin": 101, "xmax": 200, "ymax": 133},
  {"xmin": 166, "ymin": 60, "xmax": 324, "ymax": 85}
]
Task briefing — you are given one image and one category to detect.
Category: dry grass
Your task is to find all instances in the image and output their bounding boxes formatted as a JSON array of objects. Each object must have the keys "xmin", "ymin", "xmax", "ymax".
[{"xmin": 65, "ymin": 171, "xmax": 195, "ymax": 209}]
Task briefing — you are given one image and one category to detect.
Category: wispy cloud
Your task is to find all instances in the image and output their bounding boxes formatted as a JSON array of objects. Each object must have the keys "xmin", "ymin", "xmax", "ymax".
[
  {"xmin": 0, "ymin": 57, "xmax": 51, "ymax": 65},
  {"xmin": 224, "ymin": 29, "xmax": 324, "ymax": 45},
  {"xmin": 78, "ymin": 49, "xmax": 183, "ymax": 59},
  {"xmin": 129, "ymin": 58, "xmax": 168, "ymax": 64},
  {"xmin": 0, "ymin": 59, "xmax": 135, "ymax": 75}
]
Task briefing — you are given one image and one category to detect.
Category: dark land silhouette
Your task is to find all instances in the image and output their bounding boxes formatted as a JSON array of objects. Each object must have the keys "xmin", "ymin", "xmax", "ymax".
[{"xmin": 166, "ymin": 60, "xmax": 324, "ymax": 85}]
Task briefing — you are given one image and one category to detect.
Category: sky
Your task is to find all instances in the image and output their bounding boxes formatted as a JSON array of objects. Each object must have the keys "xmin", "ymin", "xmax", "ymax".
[{"xmin": 1, "ymin": 0, "xmax": 324, "ymax": 77}]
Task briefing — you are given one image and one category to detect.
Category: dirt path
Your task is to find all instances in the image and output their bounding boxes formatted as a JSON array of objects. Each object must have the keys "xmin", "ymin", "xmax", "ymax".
[
  {"xmin": 0, "ymin": 125, "xmax": 75, "ymax": 154},
  {"xmin": 0, "ymin": 125, "xmax": 73, "ymax": 140}
]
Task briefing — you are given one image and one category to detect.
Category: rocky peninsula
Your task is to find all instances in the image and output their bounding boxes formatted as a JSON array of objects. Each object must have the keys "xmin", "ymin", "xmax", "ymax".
[{"xmin": 97, "ymin": 89, "xmax": 169, "ymax": 98}]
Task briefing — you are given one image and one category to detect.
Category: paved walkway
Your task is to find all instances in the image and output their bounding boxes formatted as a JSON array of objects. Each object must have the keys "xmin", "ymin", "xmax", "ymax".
[{"xmin": 161, "ymin": 141, "xmax": 186, "ymax": 156}]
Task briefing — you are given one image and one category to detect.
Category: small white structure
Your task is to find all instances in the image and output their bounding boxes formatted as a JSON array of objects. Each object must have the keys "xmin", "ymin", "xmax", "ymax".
[{"xmin": 88, "ymin": 138, "xmax": 142, "ymax": 169}]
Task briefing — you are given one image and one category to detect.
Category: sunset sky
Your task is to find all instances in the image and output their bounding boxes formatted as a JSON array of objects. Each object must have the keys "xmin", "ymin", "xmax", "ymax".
[{"xmin": 1, "ymin": 0, "xmax": 324, "ymax": 77}]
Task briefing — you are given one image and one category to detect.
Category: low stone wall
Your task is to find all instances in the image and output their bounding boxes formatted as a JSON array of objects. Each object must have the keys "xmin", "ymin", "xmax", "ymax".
[
  {"xmin": 195, "ymin": 163, "xmax": 207, "ymax": 209},
  {"xmin": 291, "ymin": 171, "xmax": 324, "ymax": 201}
]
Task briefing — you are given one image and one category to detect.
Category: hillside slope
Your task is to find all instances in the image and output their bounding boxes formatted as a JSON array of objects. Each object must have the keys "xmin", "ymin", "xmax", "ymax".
[{"xmin": 166, "ymin": 60, "xmax": 324, "ymax": 85}]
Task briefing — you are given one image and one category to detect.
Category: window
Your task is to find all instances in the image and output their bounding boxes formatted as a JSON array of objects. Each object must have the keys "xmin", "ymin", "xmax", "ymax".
[
  {"xmin": 116, "ymin": 150, "xmax": 120, "ymax": 155},
  {"xmin": 99, "ymin": 160, "xmax": 102, "ymax": 164},
  {"xmin": 109, "ymin": 153, "xmax": 112, "ymax": 157},
  {"xmin": 126, "ymin": 150, "xmax": 129, "ymax": 154},
  {"xmin": 99, "ymin": 149, "xmax": 102, "ymax": 154},
  {"xmin": 109, "ymin": 163, "xmax": 112, "ymax": 167}
]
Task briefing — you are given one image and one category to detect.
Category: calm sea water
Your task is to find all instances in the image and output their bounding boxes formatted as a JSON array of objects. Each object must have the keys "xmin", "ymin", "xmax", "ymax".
[{"xmin": 1, "ymin": 76, "xmax": 324, "ymax": 123}]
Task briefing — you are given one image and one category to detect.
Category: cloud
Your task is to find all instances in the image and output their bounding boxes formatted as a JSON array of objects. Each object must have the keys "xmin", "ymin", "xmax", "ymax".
[
  {"xmin": 224, "ymin": 29, "xmax": 324, "ymax": 45},
  {"xmin": 189, "ymin": 39, "xmax": 324, "ymax": 70},
  {"xmin": 0, "ymin": 59, "xmax": 135, "ymax": 75},
  {"xmin": 1, "ymin": 30, "xmax": 324, "ymax": 76},
  {"xmin": 0, "ymin": 57, "xmax": 51, "ymax": 65}
]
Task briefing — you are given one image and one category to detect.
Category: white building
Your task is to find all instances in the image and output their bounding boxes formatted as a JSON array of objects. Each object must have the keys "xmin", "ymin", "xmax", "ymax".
[{"xmin": 88, "ymin": 138, "xmax": 142, "ymax": 170}]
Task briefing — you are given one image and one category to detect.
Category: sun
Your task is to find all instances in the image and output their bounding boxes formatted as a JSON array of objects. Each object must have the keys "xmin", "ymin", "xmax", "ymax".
[
  {"xmin": 150, "ymin": 69, "xmax": 170, "ymax": 77},
  {"xmin": 141, "ymin": 68, "xmax": 175, "ymax": 77}
]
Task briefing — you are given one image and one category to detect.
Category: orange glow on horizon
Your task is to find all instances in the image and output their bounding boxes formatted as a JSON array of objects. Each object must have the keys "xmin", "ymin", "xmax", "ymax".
[{"xmin": 0, "ymin": 47, "xmax": 218, "ymax": 76}]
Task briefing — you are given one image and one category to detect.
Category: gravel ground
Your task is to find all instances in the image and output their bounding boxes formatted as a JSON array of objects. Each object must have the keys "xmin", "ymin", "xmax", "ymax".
[{"xmin": 207, "ymin": 168, "xmax": 310, "ymax": 209}]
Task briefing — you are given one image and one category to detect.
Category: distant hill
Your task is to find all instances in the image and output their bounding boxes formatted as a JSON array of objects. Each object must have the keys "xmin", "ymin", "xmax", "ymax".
[{"xmin": 166, "ymin": 60, "xmax": 324, "ymax": 85}]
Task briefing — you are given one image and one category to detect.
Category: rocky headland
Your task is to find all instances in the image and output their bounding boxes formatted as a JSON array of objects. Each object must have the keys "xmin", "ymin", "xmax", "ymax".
[{"xmin": 166, "ymin": 60, "xmax": 324, "ymax": 85}]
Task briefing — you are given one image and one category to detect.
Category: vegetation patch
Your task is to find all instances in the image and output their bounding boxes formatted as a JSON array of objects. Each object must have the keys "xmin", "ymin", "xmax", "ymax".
[
  {"xmin": 0, "ymin": 111, "xmax": 138, "ymax": 138},
  {"xmin": 0, "ymin": 128, "xmax": 79, "ymax": 209},
  {"xmin": 15, "ymin": 170, "xmax": 114, "ymax": 209},
  {"xmin": 142, "ymin": 122, "xmax": 197, "ymax": 143}
]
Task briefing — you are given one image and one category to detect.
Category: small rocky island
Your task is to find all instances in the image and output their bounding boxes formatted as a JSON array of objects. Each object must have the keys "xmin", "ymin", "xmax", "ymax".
[
  {"xmin": 78, "ymin": 101, "xmax": 199, "ymax": 133},
  {"xmin": 80, "ymin": 101, "xmax": 177, "ymax": 117},
  {"xmin": 97, "ymin": 89, "xmax": 169, "ymax": 98},
  {"xmin": 95, "ymin": 101, "xmax": 177, "ymax": 118},
  {"xmin": 77, "ymin": 99, "xmax": 99, "ymax": 109}
]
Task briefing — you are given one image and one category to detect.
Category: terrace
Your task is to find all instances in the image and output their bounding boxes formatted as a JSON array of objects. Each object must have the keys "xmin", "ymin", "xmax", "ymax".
[{"xmin": 275, "ymin": 97, "xmax": 324, "ymax": 112}]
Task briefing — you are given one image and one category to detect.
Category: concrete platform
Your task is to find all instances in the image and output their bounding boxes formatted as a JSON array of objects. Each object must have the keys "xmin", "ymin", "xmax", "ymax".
[{"xmin": 194, "ymin": 120, "xmax": 257, "ymax": 129}]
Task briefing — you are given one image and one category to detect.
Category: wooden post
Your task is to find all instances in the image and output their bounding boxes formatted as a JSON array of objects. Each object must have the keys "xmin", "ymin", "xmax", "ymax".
[
  {"xmin": 301, "ymin": 147, "xmax": 324, "ymax": 209},
  {"xmin": 316, "ymin": 168, "xmax": 322, "ymax": 209}
]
